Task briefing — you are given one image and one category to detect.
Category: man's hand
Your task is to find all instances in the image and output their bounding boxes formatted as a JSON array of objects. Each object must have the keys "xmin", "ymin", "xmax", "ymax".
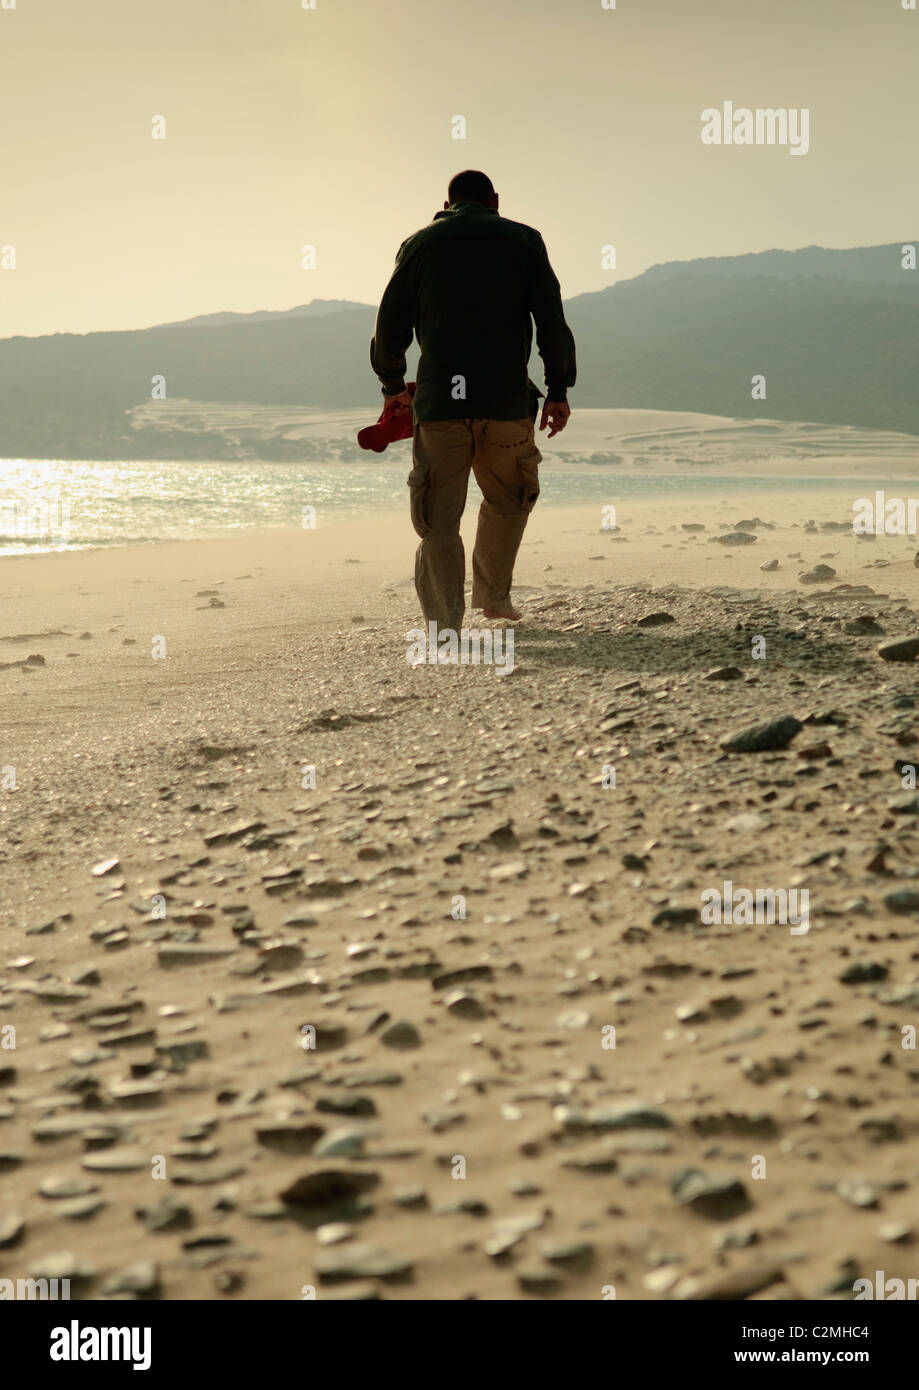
[
  {"xmin": 539, "ymin": 399, "xmax": 570, "ymax": 438},
  {"xmin": 384, "ymin": 389, "xmax": 414, "ymax": 412}
]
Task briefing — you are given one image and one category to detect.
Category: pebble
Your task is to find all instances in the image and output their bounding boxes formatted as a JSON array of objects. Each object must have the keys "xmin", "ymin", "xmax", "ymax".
[
  {"xmin": 713, "ymin": 1226, "xmax": 759, "ymax": 1250},
  {"xmin": 255, "ymin": 1122, "xmax": 324, "ymax": 1155},
  {"xmin": 314, "ymin": 1243, "xmax": 413, "ymax": 1283},
  {"xmin": 586, "ymin": 1105, "xmax": 674, "ymax": 1132},
  {"xmin": 560, "ymin": 1151, "xmax": 619, "ymax": 1173},
  {"xmin": 679, "ymin": 1262, "xmax": 784, "ymax": 1300},
  {"xmin": 845, "ymin": 614, "xmax": 884, "ymax": 635},
  {"xmin": 712, "ymin": 532, "xmax": 758, "ymax": 546},
  {"xmin": 839, "ymin": 960, "xmax": 888, "ymax": 984},
  {"xmin": 379, "ymin": 1020, "xmax": 421, "ymax": 1050},
  {"xmin": 58, "ymin": 1196, "xmax": 107, "ymax": 1221},
  {"xmin": 510, "ymin": 1178, "xmax": 543, "ymax": 1197},
  {"xmin": 644, "ymin": 1265, "xmax": 681, "ymax": 1292},
  {"xmin": 836, "ymin": 1180, "xmax": 879, "ymax": 1209},
  {"xmin": 652, "ymin": 906, "xmax": 701, "ymax": 929},
  {"xmin": 435, "ymin": 1196, "xmax": 489, "ymax": 1217},
  {"xmin": 39, "ymin": 1176, "xmax": 98, "ymax": 1200},
  {"xmin": 878, "ymin": 1222, "xmax": 912, "ymax": 1243},
  {"xmin": 82, "ymin": 1148, "xmax": 150, "ymax": 1173},
  {"xmin": 392, "ymin": 1185, "xmax": 429, "ymax": 1210},
  {"xmin": 284, "ymin": 911, "xmax": 319, "ymax": 928},
  {"xmin": 91, "ymin": 857, "xmax": 121, "ymax": 877},
  {"xmin": 721, "ymin": 715, "xmax": 802, "ymax": 753},
  {"xmin": 444, "ymin": 989, "xmax": 488, "ymax": 1020},
  {"xmin": 156, "ymin": 1039, "xmax": 210, "ymax": 1067},
  {"xmin": 316, "ymin": 1222, "xmax": 354, "ymax": 1246},
  {"xmin": 313, "ymin": 1128, "xmax": 368, "ymax": 1159},
  {"xmin": 723, "ymin": 812, "xmax": 770, "ymax": 833},
  {"xmin": 489, "ymin": 860, "xmax": 527, "ymax": 881},
  {"xmin": 28, "ymin": 1252, "xmax": 95, "ymax": 1293},
  {"xmin": 432, "ymin": 965, "xmax": 494, "ymax": 990},
  {"xmin": 316, "ymin": 1094, "xmax": 377, "ymax": 1118},
  {"xmin": 158, "ymin": 944, "xmax": 238, "ymax": 966},
  {"xmin": 334, "ymin": 1070, "xmax": 402, "ymax": 1089},
  {"xmin": 516, "ymin": 1265, "xmax": 565, "ymax": 1293},
  {"xmin": 704, "ymin": 666, "xmax": 743, "ymax": 680},
  {"xmin": 556, "ymin": 1009, "xmax": 592, "ymax": 1030},
  {"xmin": 878, "ymin": 636, "xmax": 919, "ymax": 663},
  {"xmin": 242, "ymin": 1201, "xmax": 288, "ymax": 1221},
  {"xmin": 203, "ymin": 820, "xmax": 265, "ymax": 847},
  {"xmin": 107, "ymin": 1080, "xmax": 162, "ymax": 1107},
  {"xmin": 540, "ymin": 1238, "xmax": 595, "ymax": 1270},
  {"xmin": 280, "ymin": 1169, "xmax": 381, "ymax": 1211},
  {"xmin": 883, "ymin": 889, "xmax": 919, "ymax": 915},
  {"xmin": 602, "ymin": 1133, "xmax": 673, "ymax": 1154},
  {"xmin": 0, "ymin": 1213, "xmax": 25, "ymax": 1249},
  {"xmin": 671, "ymin": 1169, "xmax": 752, "ymax": 1220},
  {"xmin": 101, "ymin": 1260, "xmax": 160, "ymax": 1297},
  {"xmin": 171, "ymin": 1163, "xmax": 246, "ymax": 1186}
]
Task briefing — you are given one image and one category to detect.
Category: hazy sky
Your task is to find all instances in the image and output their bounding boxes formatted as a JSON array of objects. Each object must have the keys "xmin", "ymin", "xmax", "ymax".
[{"xmin": 1, "ymin": 0, "xmax": 915, "ymax": 337}]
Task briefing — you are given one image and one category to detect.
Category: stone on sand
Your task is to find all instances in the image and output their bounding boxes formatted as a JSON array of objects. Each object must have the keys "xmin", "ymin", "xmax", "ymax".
[{"xmin": 720, "ymin": 715, "xmax": 802, "ymax": 753}]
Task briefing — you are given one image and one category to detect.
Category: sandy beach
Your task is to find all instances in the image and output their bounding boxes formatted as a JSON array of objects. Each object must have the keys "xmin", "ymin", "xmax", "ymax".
[{"xmin": 3, "ymin": 483, "xmax": 919, "ymax": 1301}]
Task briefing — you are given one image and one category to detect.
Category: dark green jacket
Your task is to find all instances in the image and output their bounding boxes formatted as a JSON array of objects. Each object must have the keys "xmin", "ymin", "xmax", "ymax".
[{"xmin": 370, "ymin": 202, "xmax": 577, "ymax": 422}]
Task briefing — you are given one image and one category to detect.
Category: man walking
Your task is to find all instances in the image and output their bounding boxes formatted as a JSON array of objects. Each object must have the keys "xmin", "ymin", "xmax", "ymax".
[{"xmin": 370, "ymin": 171, "xmax": 576, "ymax": 629}]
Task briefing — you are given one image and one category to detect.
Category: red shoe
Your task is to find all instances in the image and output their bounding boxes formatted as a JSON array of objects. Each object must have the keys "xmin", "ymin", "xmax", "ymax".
[{"xmin": 357, "ymin": 383, "xmax": 416, "ymax": 452}]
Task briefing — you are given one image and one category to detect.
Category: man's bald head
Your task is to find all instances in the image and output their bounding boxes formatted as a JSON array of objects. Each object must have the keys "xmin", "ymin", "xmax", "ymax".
[{"xmin": 446, "ymin": 170, "xmax": 499, "ymax": 210}]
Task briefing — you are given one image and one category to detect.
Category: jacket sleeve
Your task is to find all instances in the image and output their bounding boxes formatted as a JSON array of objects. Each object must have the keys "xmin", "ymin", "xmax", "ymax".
[
  {"xmin": 370, "ymin": 246, "xmax": 415, "ymax": 397},
  {"xmin": 528, "ymin": 234, "xmax": 577, "ymax": 400}
]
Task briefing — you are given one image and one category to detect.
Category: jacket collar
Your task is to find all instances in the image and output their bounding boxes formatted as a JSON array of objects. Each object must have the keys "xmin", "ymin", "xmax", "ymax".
[{"xmin": 433, "ymin": 201, "xmax": 498, "ymax": 221}]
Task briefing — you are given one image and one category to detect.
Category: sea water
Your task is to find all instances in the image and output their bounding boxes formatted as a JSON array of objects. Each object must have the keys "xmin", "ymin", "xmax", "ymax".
[{"xmin": 0, "ymin": 456, "xmax": 904, "ymax": 556}]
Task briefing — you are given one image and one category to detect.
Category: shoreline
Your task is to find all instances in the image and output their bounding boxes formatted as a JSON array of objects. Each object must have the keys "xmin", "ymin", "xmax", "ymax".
[
  {"xmin": 4, "ymin": 474, "xmax": 919, "ymax": 561},
  {"xmin": 3, "ymin": 489, "xmax": 919, "ymax": 603}
]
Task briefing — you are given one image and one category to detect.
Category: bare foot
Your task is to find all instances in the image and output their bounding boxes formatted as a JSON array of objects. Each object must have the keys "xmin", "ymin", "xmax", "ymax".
[{"xmin": 482, "ymin": 606, "xmax": 523, "ymax": 621}]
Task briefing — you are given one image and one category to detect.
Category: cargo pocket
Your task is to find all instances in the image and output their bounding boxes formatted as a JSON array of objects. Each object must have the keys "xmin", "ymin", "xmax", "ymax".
[
  {"xmin": 407, "ymin": 460, "xmax": 430, "ymax": 539},
  {"xmin": 518, "ymin": 438, "xmax": 542, "ymax": 513}
]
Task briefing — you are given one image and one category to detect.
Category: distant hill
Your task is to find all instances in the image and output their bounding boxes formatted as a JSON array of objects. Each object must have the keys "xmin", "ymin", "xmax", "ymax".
[
  {"xmin": 156, "ymin": 299, "xmax": 371, "ymax": 329},
  {"xmin": 0, "ymin": 243, "xmax": 916, "ymax": 459},
  {"xmin": 632, "ymin": 243, "xmax": 917, "ymax": 286},
  {"xmin": 563, "ymin": 244, "xmax": 918, "ymax": 433}
]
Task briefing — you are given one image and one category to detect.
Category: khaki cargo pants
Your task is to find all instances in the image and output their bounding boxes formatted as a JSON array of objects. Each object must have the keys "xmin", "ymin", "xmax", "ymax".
[{"xmin": 408, "ymin": 417, "xmax": 541, "ymax": 629}]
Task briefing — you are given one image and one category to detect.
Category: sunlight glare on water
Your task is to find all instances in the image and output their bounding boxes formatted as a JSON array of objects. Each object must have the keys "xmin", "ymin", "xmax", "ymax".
[{"xmin": 0, "ymin": 456, "xmax": 886, "ymax": 555}]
